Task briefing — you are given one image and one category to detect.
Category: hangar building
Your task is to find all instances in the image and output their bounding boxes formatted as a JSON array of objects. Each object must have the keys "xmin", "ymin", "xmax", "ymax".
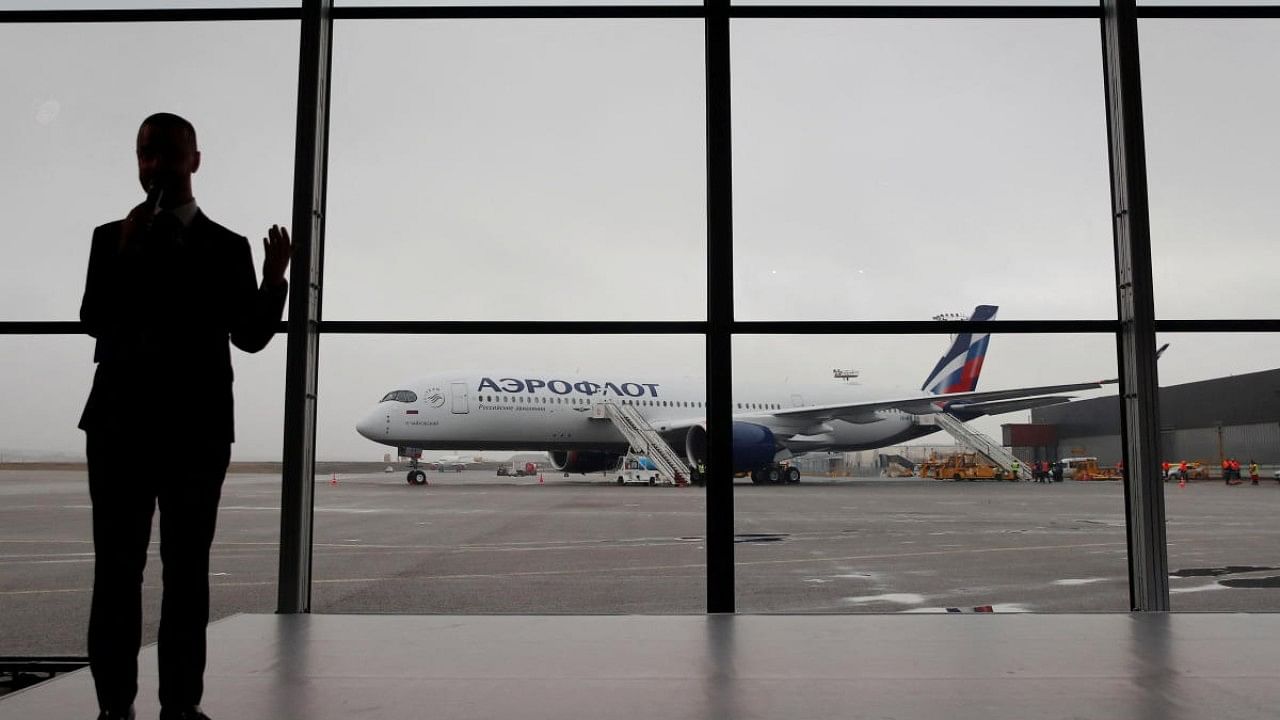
[{"xmin": 1027, "ymin": 368, "xmax": 1280, "ymax": 466}]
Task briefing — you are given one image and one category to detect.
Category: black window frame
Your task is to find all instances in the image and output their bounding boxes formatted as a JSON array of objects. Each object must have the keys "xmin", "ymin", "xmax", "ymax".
[{"xmin": 5, "ymin": 0, "xmax": 1280, "ymax": 619}]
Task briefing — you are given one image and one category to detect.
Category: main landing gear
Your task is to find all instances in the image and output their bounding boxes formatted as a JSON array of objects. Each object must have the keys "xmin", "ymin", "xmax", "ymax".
[{"xmin": 750, "ymin": 465, "xmax": 801, "ymax": 485}]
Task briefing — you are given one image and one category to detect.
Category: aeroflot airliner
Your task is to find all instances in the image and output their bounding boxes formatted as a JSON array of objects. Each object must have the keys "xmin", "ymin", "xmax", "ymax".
[{"xmin": 356, "ymin": 306, "xmax": 1113, "ymax": 484}]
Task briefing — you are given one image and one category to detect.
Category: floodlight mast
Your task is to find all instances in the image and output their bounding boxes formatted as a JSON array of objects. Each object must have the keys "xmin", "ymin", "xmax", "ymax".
[{"xmin": 932, "ymin": 311, "xmax": 967, "ymax": 345}]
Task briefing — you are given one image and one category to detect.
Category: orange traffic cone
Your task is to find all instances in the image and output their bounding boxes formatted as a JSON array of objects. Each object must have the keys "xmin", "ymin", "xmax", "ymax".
[
  {"xmin": 330, "ymin": 473, "xmax": 338, "ymax": 487},
  {"xmin": 538, "ymin": 473, "xmax": 544, "ymax": 485}
]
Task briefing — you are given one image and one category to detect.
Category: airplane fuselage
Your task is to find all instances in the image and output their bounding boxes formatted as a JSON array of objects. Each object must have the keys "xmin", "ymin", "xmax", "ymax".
[{"xmin": 356, "ymin": 373, "xmax": 937, "ymax": 457}]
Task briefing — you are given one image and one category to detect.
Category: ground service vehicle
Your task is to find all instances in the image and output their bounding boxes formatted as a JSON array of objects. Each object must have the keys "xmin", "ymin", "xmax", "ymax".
[
  {"xmin": 615, "ymin": 456, "xmax": 661, "ymax": 486},
  {"xmin": 1062, "ymin": 457, "xmax": 1123, "ymax": 481},
  {"xmin": 497, "ymin": 461, "xmax": 539, "ymax": 477},
  {"xmin": 919, "ymin": 452, "xmax": 1007, "ymax": 481}
]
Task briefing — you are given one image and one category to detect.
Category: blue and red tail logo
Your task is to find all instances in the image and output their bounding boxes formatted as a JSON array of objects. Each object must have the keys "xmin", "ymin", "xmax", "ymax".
[{"xmin": 921, "ymin": 305, "xmax": 997, "ymax": 395}]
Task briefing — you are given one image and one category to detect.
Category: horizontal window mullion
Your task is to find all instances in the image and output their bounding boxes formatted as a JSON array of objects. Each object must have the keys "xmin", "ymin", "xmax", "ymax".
[
  {"xmin": 732, "ymin": 5, "xmax": 1101, "ymax": 19},
  {"xmin": 1154, "ymin": 319, "xmax": 1280, "ymax": 333},
  {"xmin": 0, "ymin": 8, "xmax": 300, "ymax": 23},
  {"xmin": 1138, "ymin": 6, "xmax": 1280, "ymax": 19},
  {"xmin": 733, "ymin": 320, "xmax": 1120, "ymax": 334},
  {"xmin": 4, "ymin": 4, "xmax": 1274, "ymax": 24},
  {"xmin": 334, "ymin": 5, "xmax": 704, "ymax": 19},
  {"xmin": 8, "ymin": 320, "xmax": 1280, "ymax": 335},
  {"xmin": 318, "ymin": 320, "xmax": 708, "ymax": 334}
]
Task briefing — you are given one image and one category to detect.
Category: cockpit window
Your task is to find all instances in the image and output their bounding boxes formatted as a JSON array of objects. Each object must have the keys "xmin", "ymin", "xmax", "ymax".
[{"xmin": 380, "ymin": 390, "xmax": 418, "ymax": 403}]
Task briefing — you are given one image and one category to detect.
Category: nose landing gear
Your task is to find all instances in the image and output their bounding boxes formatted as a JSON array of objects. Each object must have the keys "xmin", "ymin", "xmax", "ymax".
[{"xmin": 404, "ymin": 459, "xmax": 428, "ymax": 486}]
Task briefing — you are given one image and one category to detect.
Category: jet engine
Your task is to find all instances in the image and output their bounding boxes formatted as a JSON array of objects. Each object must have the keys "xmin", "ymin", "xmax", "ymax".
[
  {"xmin": 549, "ymin": 450, "xmax": 621, "ymax": 474},
  {"xmin": 684, "ymin": 422, "xmax": 778, "ymax": 473}
]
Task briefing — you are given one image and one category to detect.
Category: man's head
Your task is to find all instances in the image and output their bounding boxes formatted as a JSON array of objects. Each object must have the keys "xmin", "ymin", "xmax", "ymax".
[{"xmin": 136, "ymin": 112, "xmax": 200, "ymax": 201}]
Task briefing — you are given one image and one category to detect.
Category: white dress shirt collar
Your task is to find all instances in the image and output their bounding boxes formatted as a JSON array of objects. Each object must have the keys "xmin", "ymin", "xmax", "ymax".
[{"xmin": 165, "ymin": 199, "xmax": 199, "ymax": 228}]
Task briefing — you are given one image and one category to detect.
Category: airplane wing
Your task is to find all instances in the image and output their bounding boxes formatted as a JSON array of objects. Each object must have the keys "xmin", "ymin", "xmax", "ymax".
[
  {"xmin": 945, "ymin": 395, "xmax": 1076, "ymax": 416},
  {"xmin": 757, "ymin": 380, "xmax": 1115, "ymax": 425},
  {"xmin": 628, "ymin": 381, "xmax": 1113, "ymax": 447}
]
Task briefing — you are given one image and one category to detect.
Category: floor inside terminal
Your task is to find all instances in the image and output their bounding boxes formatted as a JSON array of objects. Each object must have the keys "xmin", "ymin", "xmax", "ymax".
[{"xmin": 3, "ymin": 613, "xmax": 1280, "ymax": 720}]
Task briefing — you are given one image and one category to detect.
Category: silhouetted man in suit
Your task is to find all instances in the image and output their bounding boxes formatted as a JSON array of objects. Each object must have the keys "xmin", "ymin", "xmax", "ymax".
[{"xmin": 79, "ymin": 113, "xmax": 291, "ymax": 720}]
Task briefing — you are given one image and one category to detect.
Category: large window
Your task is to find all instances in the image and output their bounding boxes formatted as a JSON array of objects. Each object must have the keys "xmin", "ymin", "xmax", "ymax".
[
  {"xmin": 0, "ymin": 18, "xmax": 297, "ymax": 656},
  {"xmin": 1153, "ymin": 333, "xmax": 1280, "ymax": 610},
  {"xmin": 312, "ymin": 334, "xmax": 707, "ymax": 614},
  {"xmin": 1141, "ymin": 20, "xmax": 1280, "ymax": 320},
  {"xmin": 325, "ymin": 19, "xmax": 706, "ymax": 321},
  {"xmin": 0, "ymin": 21, "xmax": 298, "ymax": 321},
  {"xmin": 732, "ymin": 20, "xmax": 1114, "ymax": 321},
  {"xmin": 733, "ymin": 333, "xmax": 1127, "ymax": 613}
]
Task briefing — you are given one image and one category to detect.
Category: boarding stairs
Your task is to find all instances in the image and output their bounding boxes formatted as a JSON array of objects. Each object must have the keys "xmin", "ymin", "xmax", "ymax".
[
  {"xmin": 930, "ymin": 412, "xmax": 1028, "ymax": 480},
  {"xmin": 593, "ymin": 399, "xmax": 689, "ymax": 486}
]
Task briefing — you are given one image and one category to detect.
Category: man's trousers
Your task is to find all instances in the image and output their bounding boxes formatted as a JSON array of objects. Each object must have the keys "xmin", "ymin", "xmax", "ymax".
[{"xmin": 86, "ymin": 433, "xmax": 230, "ymax": 713}]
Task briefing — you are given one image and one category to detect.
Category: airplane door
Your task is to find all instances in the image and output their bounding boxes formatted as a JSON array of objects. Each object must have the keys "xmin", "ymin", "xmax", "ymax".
[
  {"xmin": 791, "ymin": 393, "xmax": 804, "ymax": 408},
  {"xmin": 451, "ymin": 382, "xmax": 470, "ymax": 414}
]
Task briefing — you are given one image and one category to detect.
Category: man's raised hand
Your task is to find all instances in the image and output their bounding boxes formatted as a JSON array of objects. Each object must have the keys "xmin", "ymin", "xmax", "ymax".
[{"xmin": 263, "ymin": 224, "xmax": 292, "ymax": 287}]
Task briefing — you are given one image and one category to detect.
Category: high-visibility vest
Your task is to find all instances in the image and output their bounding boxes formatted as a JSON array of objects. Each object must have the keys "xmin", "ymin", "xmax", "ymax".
[{"xmin": 1250, "ymin": 463, "xmax": 1259, "ymax": 474}]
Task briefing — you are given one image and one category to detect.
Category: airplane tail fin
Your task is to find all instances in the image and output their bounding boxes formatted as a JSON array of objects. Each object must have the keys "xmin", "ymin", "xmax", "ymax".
[{"xmin": 921, "ymin": 305, "xmax": 998, "ymax": 395}]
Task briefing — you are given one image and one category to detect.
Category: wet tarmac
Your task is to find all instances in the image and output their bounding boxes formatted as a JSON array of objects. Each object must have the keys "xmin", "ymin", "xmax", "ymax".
[{"xmin": 2, "ymin": 467, "xmax": 1278, "ymax": 656}]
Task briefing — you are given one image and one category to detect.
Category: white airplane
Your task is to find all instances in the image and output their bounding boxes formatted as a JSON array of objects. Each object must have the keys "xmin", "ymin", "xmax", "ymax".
[{"xmin": 356, "ymin": 305, "xmax": 1114, "ymax": 485}]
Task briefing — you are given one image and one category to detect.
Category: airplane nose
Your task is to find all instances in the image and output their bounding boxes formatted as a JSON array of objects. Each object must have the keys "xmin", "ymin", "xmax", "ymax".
[{"xmin": 356, "ymin": 409, "xmax": 381, "ymax": 441}]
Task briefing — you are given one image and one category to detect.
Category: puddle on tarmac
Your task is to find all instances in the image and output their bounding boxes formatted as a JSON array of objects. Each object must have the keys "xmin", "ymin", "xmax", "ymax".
[
  {"xmin": 1169, "ymin": 565, "xmax": 1277, "ymax": 578},
  {"xmin": 734, "ymin": 533, "xmax": 789, "ymax": 544},
  {"xmin": 1219, "ymin": 576, "xmax": 1280, "ymax": 589}
]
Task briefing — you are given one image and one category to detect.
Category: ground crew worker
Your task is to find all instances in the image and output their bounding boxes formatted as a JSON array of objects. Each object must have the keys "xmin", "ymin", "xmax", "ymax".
[
  {"xmin": 1231, "ymin": 458, "xmax": 1242, "ymax": 485},
  {"xmin": 1161, "ymin": 461, "xmax": 1170, "ymax": 482},
  {"xmin": 1012, "ymin": 459, "xmax": 1022, "ymax": 481},
  {"xmin": 697, "ymin": 460, "xmax": 707, "ymax": 484},
  {"xmin": 1052, "ymin": 460, "xmax": 1063, "ymax": 483},
  {"xmin": 1249, "ymin": 460, "xmax": 1259, "ymax": 485},
  {"xmin": 1222, "ymin": 458, "xmax": 1231, "ymax": 484},
  {"xmin": 1179, "ymin": 460, "xmax": 1189, "ymax": 486}
]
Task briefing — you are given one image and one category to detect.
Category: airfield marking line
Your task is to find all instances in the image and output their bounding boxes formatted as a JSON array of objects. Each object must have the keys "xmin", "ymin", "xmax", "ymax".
[
  {"xmin": 0, "ymin": 541, "xmax": 1130, "ymax": 595},
  {"xmin": 0, "ymin": 539, "xmax": 93, "ymax": 544},
  {"xmin": 0, "ymin": 552, "xmax": 96, "ymax": 559}
]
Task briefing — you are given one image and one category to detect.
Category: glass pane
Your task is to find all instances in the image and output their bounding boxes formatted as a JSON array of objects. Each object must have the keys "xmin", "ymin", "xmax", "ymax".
[
  {"xmin": 1154, "ymin": 333, "xmax": 1280, "ymax": 610},
  {"xmin": 314, "ymin": 334, "xmax": 707, "ymax": 613},
  {"xmin": 0, "ymin": 335, "xmax": 284, "ymax": 656},
  {"xmin": 0, "ymin": 21, "xmax": 298, "ymax": 321},
  {"xmin": 733, "ymin": 332, "xmax": 1126, "ymax": 613},
  {"xmin": 1141, "ymin": 20, "xmax": 1280, "ymax": 319},
  {"xmin": 325, "ymin": 20, "xmax": 706, "ymax": 321},
  {"xmin": 732, "ymin": 20, "xmax": 1114, "ymax": 321}
]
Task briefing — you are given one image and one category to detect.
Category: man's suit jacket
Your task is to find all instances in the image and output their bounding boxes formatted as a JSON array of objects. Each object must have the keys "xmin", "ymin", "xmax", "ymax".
[{"xmin": 79, "ymin": 209, "xmax": 287, "ymax": 444}]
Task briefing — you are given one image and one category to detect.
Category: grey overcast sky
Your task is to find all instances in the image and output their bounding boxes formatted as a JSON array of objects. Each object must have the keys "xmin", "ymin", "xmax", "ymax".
[{"xmin": 1, "ymin": 16, "xmax": 1277, "ymax": 461}]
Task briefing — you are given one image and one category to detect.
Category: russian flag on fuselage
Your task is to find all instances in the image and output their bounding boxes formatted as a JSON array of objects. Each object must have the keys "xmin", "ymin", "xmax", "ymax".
[{"xmin": 921, "ymin": 305, "xmax": 998, "ymax": 395}]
